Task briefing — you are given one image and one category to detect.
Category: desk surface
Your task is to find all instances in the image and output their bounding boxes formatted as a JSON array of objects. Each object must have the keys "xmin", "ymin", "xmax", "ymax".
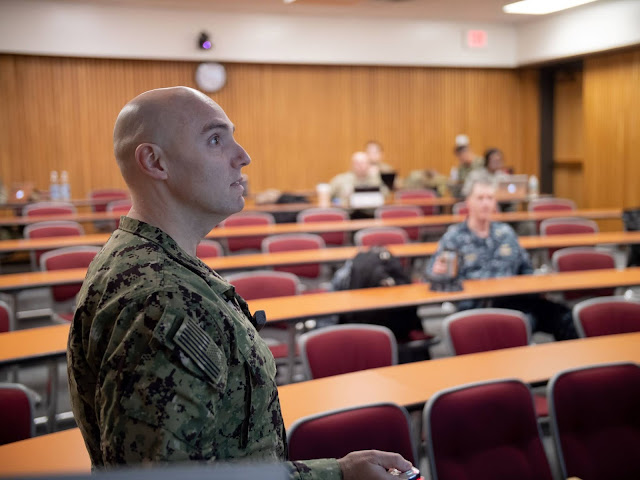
[
  {"xmin": 0, "ymin": 332, "xmax": 638, "ymax": 477},
  {"xmin": 1, "ymin": 232, "xmax": 639, "ymax": 292},
  {"xmin": 0, "ymin": 208, "xmax": 621, "ymax": 230},
  {"xmin": 2, "ymin": 267, "xmax": 640, "ymax": 367}
]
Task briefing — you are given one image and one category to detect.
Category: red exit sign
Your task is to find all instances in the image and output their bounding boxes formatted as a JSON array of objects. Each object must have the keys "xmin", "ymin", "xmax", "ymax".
[{"xmin": 466, "ymin": 29, "xmax": 488, "ymax": 49}]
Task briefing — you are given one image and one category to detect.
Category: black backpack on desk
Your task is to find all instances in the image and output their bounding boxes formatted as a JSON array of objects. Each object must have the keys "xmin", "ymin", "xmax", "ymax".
[
  {"xmin": 338, "ymin": 247, "xmax": 422, "ymax": 342},
  {"xmin": 623, "ymin": 208, "xmax": 640, "ymax": 267}
]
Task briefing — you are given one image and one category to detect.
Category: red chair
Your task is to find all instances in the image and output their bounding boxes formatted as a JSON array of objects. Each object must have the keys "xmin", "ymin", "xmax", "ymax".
[
  {"xmin": 106, "ymin": 199, "xmax": 132, "ymax": 229},
  {"xmin": 375, "ymin": 205, "xmax": 423, "ymax": 241},
  {"xmin": 225, "ymin": 270, "xmax": 301, "ymax": 300},
  {"xmin": 0, "ymin": 383, "xmax": 35, "ymax": 445},
  {"xmin": 529, "ymin": 198, "xmax": 576, "ymax": 234},
  {"xmin": 299, "ymin": 324, "xmax": 397, "ymax": 380},
  {"xmin": 40, "ymin": 246, "xmax": 101, "ymax": 322},
  {"xmin": 288, "ymin": 403, "xmax": 417, "ymax": 464},
  {"xmin": 22, "ymin": 201, "xmax": 75, "ymax": 217},
  {"xmin": 354, "ymin": 226, "xmax": 409, "ymax": 247},
  {"xmin": 424, "ymin": 379, "xmax": 554, "ymax": 480},
  {"xmin": 552, "ymin": 247, "xmax": 617, "ymax": 301},
  {"xmin": 443, "ymin": 308, "xmax": 548, "ymax": 417},
  {"xmin": 573, "ymin": 296, "xmax": 640, "ymax": 337},
  {"xmin": 395, "ymin": 188, "xmax": 439, "ymax": 215},
  {"xmin": 89, "ymin": 188, "xmax": 129, "ymax": 213},
  {"xmin": 195, "ymin": 239, "xmax": 224, "ymax": 259},
  {"xmin": 226, "ymin": 270, "xmax": 302, "ymax": 370},
  {"xmin": 540, "ymin": 217, "xmax": 599, "ymax": 259},
  {"xmin": 0, "ymin": 300, "xmax": 13, "ymax": 333},
  {"xmin": 262, "ymin": 233, "xmax": 326, "ymax": 281},
  {"xmin": 548, "ymin": 362, "xmax": 640, "ymax": 480},
  {"xmin": 297, "ymin": 207, "xmax": 349, "ymax": 246},
  {"xmin": 452, "ymin": 201, "xmax": 468, "ymax": 215},
  {"xmin": 24, "ymin": 220, "xmax": 85, "ymax": 269},
  {"xmin": 528, "ymin": 197, "xmax": 576, "ymax": 213},
  {"xmin": 220, "ymin": 212, "xmax": 275, "ymax": 253}
]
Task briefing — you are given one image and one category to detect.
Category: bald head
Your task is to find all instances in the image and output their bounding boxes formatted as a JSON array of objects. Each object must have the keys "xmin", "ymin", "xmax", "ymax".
[
  {"xmin": 113, "ymin": 86, "xmax": 218, "ymax": 178},
  {"xmin": 351, "ymin": 151, "xmax": 371, "ymax": 178}
]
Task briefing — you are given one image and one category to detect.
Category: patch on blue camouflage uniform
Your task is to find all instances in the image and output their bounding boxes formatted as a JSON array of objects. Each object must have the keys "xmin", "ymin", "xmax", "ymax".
[{"xmin": 499, "ymin": 243, "xmax": 512, "ymax": 257}]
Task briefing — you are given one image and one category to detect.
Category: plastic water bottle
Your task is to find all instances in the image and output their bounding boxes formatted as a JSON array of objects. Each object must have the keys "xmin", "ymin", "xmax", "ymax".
[
  {"xmin": 528, "ymin": 174, "xmax": 539, "ymax": 197},
  {"xmin": 60, "ymin": 170, "xmax": 71, "ymax": 201},
  {"xmin": 49, "ymin": 170, "xmax": 60, "ymax": 201}
]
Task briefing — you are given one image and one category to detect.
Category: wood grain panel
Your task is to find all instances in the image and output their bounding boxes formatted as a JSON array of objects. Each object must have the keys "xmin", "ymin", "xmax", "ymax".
[
  {"xmin": 584, "ymin": 46, "xmax": 640, "ymax": 210},
  {"xmin": 0, "ymin": 55, "xmax": 540, "ymax": 199}
]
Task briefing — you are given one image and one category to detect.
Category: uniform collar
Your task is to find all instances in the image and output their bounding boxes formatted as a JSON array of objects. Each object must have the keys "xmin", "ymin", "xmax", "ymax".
[{"xmin": 118, "ymin": 216, "xmax": 233, "ymax": 296}]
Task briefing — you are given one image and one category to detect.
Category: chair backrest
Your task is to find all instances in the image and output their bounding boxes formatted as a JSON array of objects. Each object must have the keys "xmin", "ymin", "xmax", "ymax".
[
  {"xmin": 573, "ymin": 296, "xmax": 640, "ymax": 337},
  {"xmin": 540, "ymin": 217, "xmax": 599, "ymax": 258},
  {"xmin": 354, "ymin": 226, "xmax": 409, "ymax": 247},
  {"xmin": 548, "ymin": 362, "xmax": 640, "ymax": 480},
  {"xmin": 22, "ymin": 201, "xmax": 76, "ymax": 217},
  {"xmin": 528, "ymin": 197, "xmax": 576, "ymax": 213},
  {"xmin": 395, "ymin": 189, "xmax": 439, "ymax": 215},
  {"xmin": 452, "ymin": 201, "xmax": 469, "ymax": 215},
  {"xmin": 299, "ymin": 324, "xmax": 397, "ymax": 379},
  {"xmin": 297, "ymin": 208, "xmax": 349, "ymax": 246},
  {"xmin": 89, "ymin": 189, "xmax": 130, "ymax": 213},
  {"xmin": 106, "ymin": 199, "xmax": 132, "ymax": 229},
  {"xmin": 552, "ymin": 247, "xmax": 617, "ymax": 300},
  {"xmin": 23, "ymin": 220, "xmax": 85, "ymax": 267},
  {"xmin": 540, "ymin": 217, "xmax": 599, "ymax": 236},
  {"xmin": 40, "ymin": 246, "xmax": 101, "ymax": 303},
  {"xmin": 374, "ymin": 205, "xmax": 423, "ymax": 241},
  {"xmin": 0, "ymin": 383, "xmax": 35, "ymax": 445},
  {"xmin": 288, "ymin": 403, "xmax": 417, "ymax": 464},
  {"xmin": 0, "ymin": 300, "xmax": 13, "ymax": 333},
  {"xmin": 225, "ymin": 270, "xmax": 300, "ymax": 300},
  {"xmin": 195, "ymin": 239, "xmax": 224, "ymax": 259},
  {"xmin": 220, "ymin": 212, "xmax": 275, "ymax": 252},
  {"xmin": 262, "ymin": 233, "xmax": 325, "ymax": 279},
  {"xmin": 444, "ymin": 308, "xmax": 530, "ymax": 355},
  {"xmin": 425, "ymin": 379, "xmax": 554, "ymax": 480}
]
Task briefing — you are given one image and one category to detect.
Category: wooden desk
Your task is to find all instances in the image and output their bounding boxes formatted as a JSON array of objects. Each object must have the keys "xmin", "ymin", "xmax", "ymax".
[
  {"xmin": 3, "ymin": 267, "xmax": 640, "ymax": 368},
  {"xmin": 1, "ymin": 332, "xmax": 638, "ymax": 476},
  {"xmin": 0, "ymin": 208, "xmax": 621, "ymax": 231},
  {"xmin": 0, "ymin": 196, "xmax": 128, "ymax": 210},
  {"xmin": 1, "ymin": 232, "xmax": 640, "ymax": 293}
]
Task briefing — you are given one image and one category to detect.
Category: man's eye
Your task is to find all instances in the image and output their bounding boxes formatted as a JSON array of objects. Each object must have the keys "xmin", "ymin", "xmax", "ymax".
[{"xmin": 210, "ymin": 135, "xmax": 220, "ymax": 145}]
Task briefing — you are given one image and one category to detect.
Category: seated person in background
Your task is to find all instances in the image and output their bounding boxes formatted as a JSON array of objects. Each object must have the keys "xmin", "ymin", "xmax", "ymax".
[
  {"xmin": 449, "ymin": 143, "xmax": 483, "ymax": 198},
  {"xmin": 365, "ymin": 140, "xmax": 394, "ymax": 174},
  {"xmin": 403, "ymin": 168, "xmax": 449, "ymax": 196},
  {"xmin": 461, "ymin": 148, "xmax": 509, "ymax": 198},
  {"xmin": 426, "ymin": 178, "xmax": 577, "ymax": 341},
  {"xmin": 329, "ymin": 151, "xmax": 388, "ymax": 204},
  {"xmin": 68, "ymin": 86, "xmax": 412, "ymax": 479}
]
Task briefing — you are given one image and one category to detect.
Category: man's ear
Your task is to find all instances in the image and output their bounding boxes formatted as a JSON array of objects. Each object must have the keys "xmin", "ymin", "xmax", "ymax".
[{"xmin": 134, "ymin": 143, "xmax": 168, "ymax": 180}]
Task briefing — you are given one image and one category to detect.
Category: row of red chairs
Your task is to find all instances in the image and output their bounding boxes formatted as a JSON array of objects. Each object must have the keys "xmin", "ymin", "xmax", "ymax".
[{"xmin": 286, "ymin": 362, "xmax": 640, "ymax": 480}]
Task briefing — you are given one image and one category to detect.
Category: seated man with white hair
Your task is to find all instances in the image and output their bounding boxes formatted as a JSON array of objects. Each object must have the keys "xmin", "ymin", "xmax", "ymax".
[{"xmin": 426, "ymin": 178, "xmax": 577, "ymax": 340}]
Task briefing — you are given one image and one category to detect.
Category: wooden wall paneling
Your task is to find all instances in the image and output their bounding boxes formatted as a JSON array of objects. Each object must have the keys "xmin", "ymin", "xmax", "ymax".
[
  {"xmin": 584, "ymin": 47, "xmax": 640, "ymax": 210},
  {"xmin": 516, "ymin": 69, "xmax": 540, "ymax": 177},
  {"xmin": 0, "ymin": 55, "xmax": 540, "ymax": 199}
]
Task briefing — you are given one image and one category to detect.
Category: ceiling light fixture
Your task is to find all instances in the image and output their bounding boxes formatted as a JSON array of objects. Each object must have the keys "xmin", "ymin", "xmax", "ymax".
[
  {"xmin": 283, "ymin": 0, "xmax": 297, "ymax": 4},
  {"xmin": 503, "ymin": 0, "xmax": 597, "ymax": 15}
]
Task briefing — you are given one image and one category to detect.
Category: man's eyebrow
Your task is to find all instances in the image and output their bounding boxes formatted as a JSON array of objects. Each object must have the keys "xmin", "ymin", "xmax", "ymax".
[{"xmin": 201, "ymin": 122, "xmax": 234, "ymax": 134}]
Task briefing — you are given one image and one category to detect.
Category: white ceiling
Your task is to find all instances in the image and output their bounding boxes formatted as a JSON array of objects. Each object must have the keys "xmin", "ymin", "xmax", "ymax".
[{"xmin": 55, "ymin": 0, "xmax": 603, "ymax": 24}]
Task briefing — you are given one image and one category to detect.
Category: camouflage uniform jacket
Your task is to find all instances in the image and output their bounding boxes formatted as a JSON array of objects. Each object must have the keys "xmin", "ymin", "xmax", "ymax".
[
  {"xmin": 426, "ymin": 221, "xmax": 533, "ymax": 308},
  {"xmin": 67, "ymin": 217, "xmax": 341, "ymax": 479}
]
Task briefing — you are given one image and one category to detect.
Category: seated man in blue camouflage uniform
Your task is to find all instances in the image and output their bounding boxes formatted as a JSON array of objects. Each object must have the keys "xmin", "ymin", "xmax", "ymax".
[
  {"xmin": 67, "ymin": 87, "xmax": 414, "ymax": 480},
  {"xmin": 426, "ymin": 178, "xmax": 577, "ymax": 340}
]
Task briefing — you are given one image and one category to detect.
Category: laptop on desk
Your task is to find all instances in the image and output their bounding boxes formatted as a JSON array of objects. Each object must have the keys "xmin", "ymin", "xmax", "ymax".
[
  {"xmin": 350, "ymin": 186, "xmax": 385, "ymax": 209},
  {"xmin": 496, "ymin": 175, "xmax": 529, "ymax": 199}
]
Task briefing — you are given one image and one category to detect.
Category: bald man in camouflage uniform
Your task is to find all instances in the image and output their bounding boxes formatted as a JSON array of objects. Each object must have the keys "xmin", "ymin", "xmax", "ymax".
[
  {"xmin": 427, "ymin": 178, "xmax": 577, "ymax": 340},
  {"xmin": 68, "ymin": 87, "xmax": 412, "ymax": 479}
]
